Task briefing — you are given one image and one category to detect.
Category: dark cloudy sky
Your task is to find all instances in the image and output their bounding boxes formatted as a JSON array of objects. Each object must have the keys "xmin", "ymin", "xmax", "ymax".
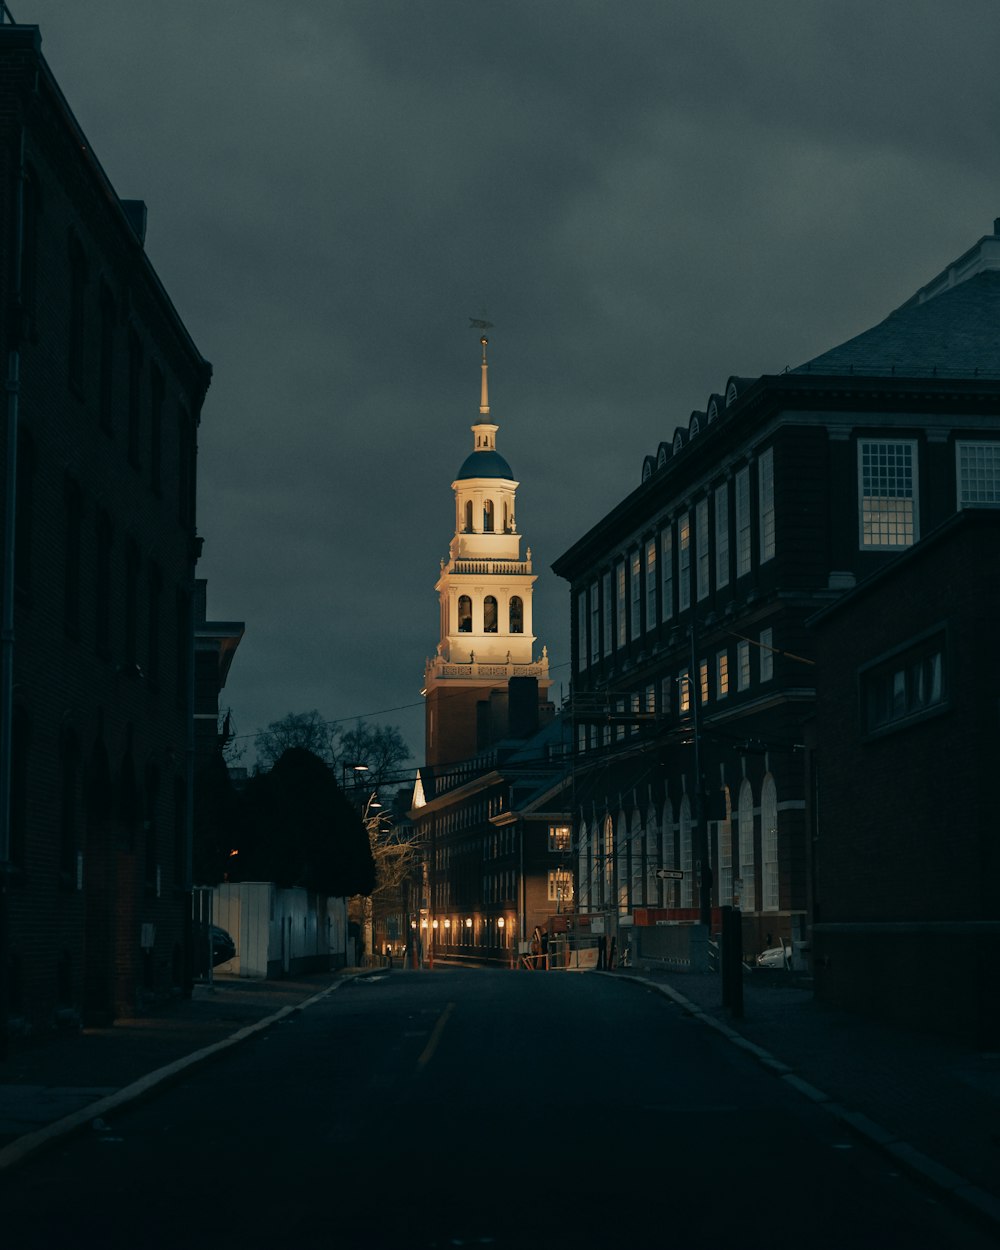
[{"xmin": 20, "ymin": 1, "xmax": 1000, "ymax": 768}]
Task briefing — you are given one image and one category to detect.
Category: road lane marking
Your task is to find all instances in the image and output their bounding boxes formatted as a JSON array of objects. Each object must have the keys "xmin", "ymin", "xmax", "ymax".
[{"xmin": 417, "ymin": 1002, "xmax": 455, "ymax": 1069}]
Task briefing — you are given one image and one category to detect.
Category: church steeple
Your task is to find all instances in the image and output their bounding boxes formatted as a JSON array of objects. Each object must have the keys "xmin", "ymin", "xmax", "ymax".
[{"xmin": 421, "ymin": 340, "xmax": 551, "ymax": 767}]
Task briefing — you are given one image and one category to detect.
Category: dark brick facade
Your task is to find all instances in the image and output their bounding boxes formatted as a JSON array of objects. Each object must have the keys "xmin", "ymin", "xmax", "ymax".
[
  {"xmin": 1, "ymin": 25, "xmax": 211, "ymax": 1037},
  {"xmin": 808, "ymin": 509, "xmax": 1000, "ymax": 1045}
]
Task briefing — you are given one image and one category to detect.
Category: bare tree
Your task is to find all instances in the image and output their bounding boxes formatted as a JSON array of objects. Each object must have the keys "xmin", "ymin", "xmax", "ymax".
[
  {"xmin": 336, "ymin": 722, "xmax": 410, "ymax": 785},
  {"xmin": 254, "ymin": 710, "xmax": 336, "ymax": 770}
]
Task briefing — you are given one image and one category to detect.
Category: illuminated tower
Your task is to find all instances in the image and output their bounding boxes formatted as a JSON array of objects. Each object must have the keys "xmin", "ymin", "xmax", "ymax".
[{"xmin": 422, "ymin": 338, "xmax": 550, "ymax": 766}]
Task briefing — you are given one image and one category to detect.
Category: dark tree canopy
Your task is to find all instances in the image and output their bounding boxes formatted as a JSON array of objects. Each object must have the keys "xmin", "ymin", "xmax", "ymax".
[
  {"xmin": 238, "ymin": 747, "xmax": 374, "ymax": 897},
  {"xmin": 254, "ymin": 710, "xmax": 336, "ymax": 770}
]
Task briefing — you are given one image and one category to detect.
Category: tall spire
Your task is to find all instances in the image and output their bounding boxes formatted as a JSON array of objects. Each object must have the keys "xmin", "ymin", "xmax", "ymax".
[{"xmin": 479, "ymin": 336, "xmax": 489, "ymax": 416}]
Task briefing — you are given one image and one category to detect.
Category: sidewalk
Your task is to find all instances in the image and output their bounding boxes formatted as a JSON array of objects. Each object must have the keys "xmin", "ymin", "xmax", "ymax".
[
  {"xmin": 612, "ymin": 965, "xmax": 1000, "ymax": 1234},
  {"xmin": 0, "ymin": 969, "xmax": 359, "ymax": 1171}
]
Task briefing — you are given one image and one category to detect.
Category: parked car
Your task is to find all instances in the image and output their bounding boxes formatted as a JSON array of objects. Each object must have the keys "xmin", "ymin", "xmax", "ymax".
[
  {"xmin": 210, "ymin": 925, "xmax": 236, "ymax": 966},
  {"xmin": 756, "ymin": 941, "xmax": 789, "ymax": 970}
]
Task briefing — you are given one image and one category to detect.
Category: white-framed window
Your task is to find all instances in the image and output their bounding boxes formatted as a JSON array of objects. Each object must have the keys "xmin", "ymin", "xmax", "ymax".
[
  {"xmin": 645, "ymin": 538, "xmax": 657, "ymax": 630},
  {"xmin": 616, "ymin": 562, "xmax": 626, "ymax": 648},
  {"xmin": 576, "ymin": 592, "xmax": 587, "ymax": 671},
  {"xmin": 589, "ymin": 582, "xmax": 600, "ymax": 665},
  {"xmin": 661, "ymin": 527, "xmax": 674, "ymax": 621},
  {"xmin": 678, "ymin": 512, "xmax": 691, "ymax": 611},
  {"xmin": 696, "ymin": 497, "xmax": 710, "ymax": 601},
  {"xmin": 678, "ymin": 667, "xmax": 691, "ymax": 714},
  {"xmin": 699, "ymin": 659, "xmax": 709, "ymax": 704},
  {"xmin": 759, "ymin": 627, "xmax": 773, "ymax": 682},
  {"xmin": 630, "ymin": 549, "xmax": 642, "ymax": 640},
  {"xmin": 761, "ymin": 775, "xmax": 778, "ymax": 911},
  {"xmin": 548, "ymin": 868, "xmax": 574, "ymax": 904},
  {"xmin": 859, "ymin": 439, "xmax": 917, "ymax": 548},
  {"xmin": 736, "ymin": 466, "xmax": 751, "ymax": 576},
  {"xmin": 737, "ymin": 639, "xmax": 751, "ymax": 691},
  {"xmin": 738, "ymin": 779, "xmax": 755, "ymax": 911},
  {"xmin": 602, "ymin": 571, "xmax": 613, "ymax": 656},
  {"xmin": 957, "ymin": 440, "xmax": 1000, "ymax": 507},
  {"xmin": 759, "ymin": 447, "xmax": 775, "ymax": 563},
  {"xmin": 715, "ymin": 482, "xmax": 730, "ymax": 589},
  {"xmin": 717, "ymin": 650, "xmax": 729, "ymax": 698}
]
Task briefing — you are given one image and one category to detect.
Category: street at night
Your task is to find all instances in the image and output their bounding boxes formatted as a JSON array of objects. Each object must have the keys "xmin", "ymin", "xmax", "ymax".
[{"xmin": 1, "ymin": 969, "xmax": 994, "ymax": 1249}]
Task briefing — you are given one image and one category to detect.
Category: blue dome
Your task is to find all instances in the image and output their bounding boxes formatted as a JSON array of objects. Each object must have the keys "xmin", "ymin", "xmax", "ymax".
[{"xmin": 456, "ymin": 448, "xmax": 514, "ymax": 480}]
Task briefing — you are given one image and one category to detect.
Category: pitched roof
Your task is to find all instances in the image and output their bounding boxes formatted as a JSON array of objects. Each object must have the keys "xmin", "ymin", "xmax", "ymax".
[{"xmin": 794, "ymin": 268, "xmax": 1000, "ymax": 379}]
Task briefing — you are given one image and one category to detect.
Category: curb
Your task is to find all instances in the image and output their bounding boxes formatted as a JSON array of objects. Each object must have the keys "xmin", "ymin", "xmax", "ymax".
[
  {"xmin": 0, "ymin": 975, "xmax": 354, "ymax": 1173},
  {"xmin": 613, "ymin": 972, "xmax": 1000, "ymax": 1237}
]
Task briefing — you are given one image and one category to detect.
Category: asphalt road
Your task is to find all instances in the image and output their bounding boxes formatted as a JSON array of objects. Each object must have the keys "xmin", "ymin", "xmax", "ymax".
[{"xmin": 0, "ymin": 968, "xmax": 993, "ymax": 1249}]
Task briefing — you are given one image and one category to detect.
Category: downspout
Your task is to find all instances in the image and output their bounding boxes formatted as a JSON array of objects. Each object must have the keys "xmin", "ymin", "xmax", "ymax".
[{"xmin": 0, "ymin": 122, "xmax": 26, "ymax": 1058}]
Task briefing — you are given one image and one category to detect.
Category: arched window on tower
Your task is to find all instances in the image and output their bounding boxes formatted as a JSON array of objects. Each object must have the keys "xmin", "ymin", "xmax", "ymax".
[
  {"xmin": 484, "ymin": 595, "xmax": 498, "ymax": 632},
  {"xmin": 509, "ymin": 596, "xmax": 523, "ymax": 633},
  {"xmin": 458, "ymin": 595, "xmax": 472, "ymax": 632},
  {"xmin": 503, "ymin": 500, "xmax": 510, "ymax": 532},
  {"xmin": 483, "ymin": 499, "xmax": 494, "ymax": 532},
  {"xmin": 464, "ymin": 500, "xmax": 473, "ymax": 532}
]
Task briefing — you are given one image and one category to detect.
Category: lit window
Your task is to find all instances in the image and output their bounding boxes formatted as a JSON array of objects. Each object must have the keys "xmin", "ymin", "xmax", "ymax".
[
  {"xmin": 717, "ymin": 650, "xmax": 729, "ymax": 698},
  {"xmin": 548, "ymin": 825, "xmax": 571, "ymax": 853},
  {"xmin": 645, "ymin": 539, "xmax": 657, "ymax": 630},
  {"xmin": 859, "ymin": 440, "xmax": 917, "ymax": 548},
  {"xmin": 699, "ymin": 660, "xmax": 709, "ymax": 704},
  {"xmin": 548, "ymin": 870, "xmax": 573, "ymax": 904},
  {"xmin": 630, "ymin": 550, "xmax": 642, "ymax": 640},
  {"xmin": 678, "ymin": 512, "xmax": 691, "ymax": 611},
  {"xmin": 759, "ymin": 448, "xmax": 775, "ymax": 562},
  {"xmin": 957, "ymin": 441, "xmax": 1000, "ymax": 507},
  {"xmin": 678, "ymin": 668, "xmax": 691, "ymax": 714}
]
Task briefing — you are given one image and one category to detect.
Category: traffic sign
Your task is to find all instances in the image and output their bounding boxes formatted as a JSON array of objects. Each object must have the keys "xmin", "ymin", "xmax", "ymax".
[{"xmin": 655, "ymin": 868, "xmax": 684, "ymax": 880}]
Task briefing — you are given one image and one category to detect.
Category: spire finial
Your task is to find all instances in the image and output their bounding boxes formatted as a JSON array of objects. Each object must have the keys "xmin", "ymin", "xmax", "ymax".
[{"xmin": 479, "ymin": 336, "xmax": 489, "ymax": 415}]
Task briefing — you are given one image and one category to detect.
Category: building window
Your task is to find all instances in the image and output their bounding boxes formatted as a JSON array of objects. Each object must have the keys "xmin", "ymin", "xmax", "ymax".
[
  {"xmin": 717, "ymin": 650, "xmax": 729, "ymax": 698},
  {"xmin": 679, "ymin": 796, "xmax": 693, "ymax": 908},
  {"xmin": 736, "ymin": 467, "xmax": 751, "ymax": 576},
  {"xmin": 699, "ymin": 660, "xmax": 709, "ymax": 704},
  {"xmin": 548, "ymin": 825, "xmax": 571, "ymax": 853},
  {"xmin": 738, "ymin": 780, "xmax": 755, "ymax": 911},
  {"xmin": 548, "ymin": 868, "xmax": 574, "ymax": 904},
  {"xmin": 678, "ymin": 667, "xmax": 691, "ymax": 714},
  {"xmin": 645, "ymin": 683, "xmax": 655, "ymax": 714},
  {"xmin": 759, "ymin": 447, "xmax": 775, "ymax": 563},
  {"xmin": 956, "ymin": 441, "xmax": 1000, "ymax": 507},
  {"xmin": 859, "ymin": 439, "xmax": 917, "ymax": 548},
  {"xmin": 645, "ymin": 539, "xmax": 656, "ymax": 630},
  {"xmin": 715, "ymin": 483, "xmax": 730, "ymax": 589},
  {"xmin": 862, "ymin": 631, "xmax": 946, "ymax": 735},
  {"xmin": 483, "ymin": 499, "xmax": 494, "ymax": 532},
  {"xmin": 590, "ymin": 582, "xmax": 600, "ymax": 663},
  {"xmin": 759, "ymin": 628, "xmax": 773, "ymax": 682},
  {"xmin": 464, "ymin": 499, "xmax": 473, "ymax": 531},
  {"xmin": 678, "ymin": 512, "xmax": 691, "ymax": 611},
  {"xmin": 761, "ymin": 775, "xmax": 778, "ymax": 911},
  {"xmin": 509, "ymin": 595, "xmax": 523, "ymax": 633},
  {"xmin": 696, "ymin": 498, "xmax": 710, "ymax": 601},
  {"xmin": 630, "ymin": 549, "xmax": 641, "ymax": 640},
  {"xmin": 602, "ymin": 572, "xmax": 613, "ymax": 656},
  {"xmin": 660, "ymin": 676, "xmax": 671, "ymax": 718},
  {"xmin": 737, "ymin": 640, "xmax": 750, "ymax": 691},
  {"xmin": 576, "ymin": 591, "xmax": 586, "ymax": 668},
  {"xmin": 718, "ymin": 787, "xmax": 732, "ymax": 906},
  {"xmin": 484, "ymin": 596, "xmax": 498, "ymax": 632},
  {"xmin": 459, "ymin": 594, "xmax": 473, "ymax": 633},
  {"xmin": 616, "ymin": 562, "xmax": 626, "ymax": 648},
  {"xmin": 660, "ymin": 527, "xmax": 673, "ymax": 622}
]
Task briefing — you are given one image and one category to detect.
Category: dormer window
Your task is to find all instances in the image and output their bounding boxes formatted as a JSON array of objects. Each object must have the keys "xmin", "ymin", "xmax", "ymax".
[
  {"xmin": 689, "ymin": 416, "xmax": 701, "ymax": 438},
  {"xmin": 673, "ymin": 430, "xmax": 685, "ymax": 454}
]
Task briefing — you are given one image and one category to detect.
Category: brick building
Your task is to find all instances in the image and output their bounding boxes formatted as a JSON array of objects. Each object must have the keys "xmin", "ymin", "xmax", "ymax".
[
  {"xmin": 552, "ymin": 222, "xmax": 1000, "ymax": 965},
  {"xmin": 807, "ymin": 509, "xmax": 1000, "ymax": 1045},
  {"xmin": 1, "ymin": 23, "xmax": 212, "ymax": 1037}
]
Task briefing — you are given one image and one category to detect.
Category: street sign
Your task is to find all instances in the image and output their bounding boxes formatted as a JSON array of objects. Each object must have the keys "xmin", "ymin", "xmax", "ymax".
[{"xmin": 655, "ymin": 868, "xmax": 684, "ymax": 880}]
